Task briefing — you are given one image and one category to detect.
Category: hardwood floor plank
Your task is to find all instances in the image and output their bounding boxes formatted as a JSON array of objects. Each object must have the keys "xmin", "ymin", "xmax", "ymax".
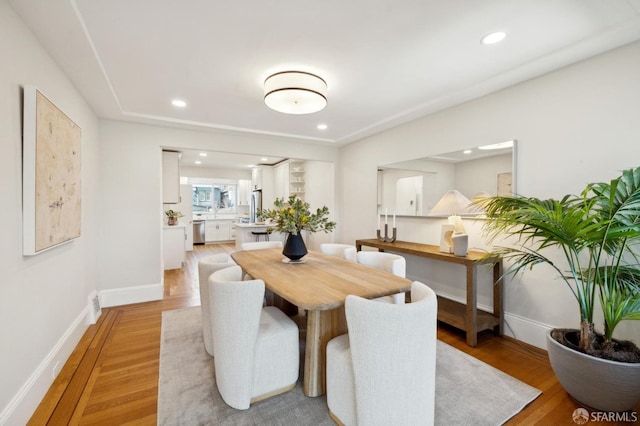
[{"xmin": 29, "ymin": 242, "xmax": 639, "ymax": 425}]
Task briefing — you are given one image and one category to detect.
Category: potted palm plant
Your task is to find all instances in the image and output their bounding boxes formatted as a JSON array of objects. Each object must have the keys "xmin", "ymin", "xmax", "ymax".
[
  {"xmin": 260, "ymin": 195, "xmax": 336, "ymax": 261},
  {"xmin": 481, "ymin": 166, "xmax": 640, "ymax": 412}
]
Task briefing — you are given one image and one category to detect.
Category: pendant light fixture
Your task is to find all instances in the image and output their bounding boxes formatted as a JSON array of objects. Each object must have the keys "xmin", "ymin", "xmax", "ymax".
[{"xmin": 264, "ymin": 71, "xmax": 327, "ymax": 114}]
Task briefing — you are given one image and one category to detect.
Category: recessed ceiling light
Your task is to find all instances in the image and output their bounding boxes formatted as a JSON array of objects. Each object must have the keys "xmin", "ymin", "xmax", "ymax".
[
  {"xmin": 478, "ymin": 140, "xmax": 514, "ymax": 150},
  {"xmin": 261, "ymin": 157, "xmax": 268, "ymax": 162},
  {"xmin": 463, "ymin": 150, "xmax": 472, "ymax": 154},
  {"xmin": 248, "ymin": 164, "xmax": 256, "ymax": 168},
  {"xmin": 172, "ymin": 99, "xmax": 187, "ymax": 108},
  {"xmin": 199, "ymin": 152, "xmax": 208, "ymax": 157},
  {"xmin": 481, "ymin": 31, "xmax": 506, "ymax": 45},
  {"xmin": 194, "ymin": 160, "xmax": 202, "ymax": 165},
  {"xmin": 317, "ymin": 123, "xmax": 328, "ymax": 130}
]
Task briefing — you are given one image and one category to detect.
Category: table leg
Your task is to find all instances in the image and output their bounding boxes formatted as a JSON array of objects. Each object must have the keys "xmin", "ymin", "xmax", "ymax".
[
  {"xmin": 493, "ymin": 261, "xmax": 503, "ymax": 335},
  {"xmin": 303, "ymin": 307, "xmax": 346, "ymax": 397},
  {"xmin": 465, "ymin": 265, "xmax": 478, "ymax": 347}
]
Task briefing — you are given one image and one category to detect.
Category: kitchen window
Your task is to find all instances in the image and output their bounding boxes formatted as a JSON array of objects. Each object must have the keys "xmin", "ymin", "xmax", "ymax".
[{"xmin": 193, "ymin": 184, "xmax": 237, "ymax": 213}]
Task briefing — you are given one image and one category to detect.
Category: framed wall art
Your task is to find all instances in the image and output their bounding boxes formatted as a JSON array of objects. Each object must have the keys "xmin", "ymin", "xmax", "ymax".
[{"xmin": 23, "ymin": 86, "xmax": 81, "ymax": 255}]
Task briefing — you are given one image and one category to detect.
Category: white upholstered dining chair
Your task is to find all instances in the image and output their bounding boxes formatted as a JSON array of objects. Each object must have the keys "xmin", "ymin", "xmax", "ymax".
[
  {"xmin": 356, "ymin": 251, "xmax": 406, "ymax": 304},
  {"xmin": 326, "ymin": 281, "xmax": 438, "ymax": 426},
  {"xmin": 209, "ymin": 265, "xmax": 299, "ymax": 410},
  {"xmin": 320, "ymin": 243, "xmax": 357, "ymax": 262},
  {"xmin": 197, "ymin": 253, "xmax": 236, "ymax": 356},
  {"xmin": 239, "ymin": 239, "xmax": 284, "ymax": 306},
  {"xmin": 240, "ymin": 240, "xmax": 283, "ymax": 251}
]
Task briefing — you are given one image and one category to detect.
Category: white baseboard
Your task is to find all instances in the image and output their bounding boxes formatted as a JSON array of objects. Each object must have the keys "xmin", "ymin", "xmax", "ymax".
[
  {"xmin": 502, "ymin": 312, "xmax": 552, "ymax": 350},
  {"xmin": 1, "ymin": 283, "xmax": 164, "ymax": 425},
  {"xmin": 0, "ymin": 306, "xmax": 89, "ymax": 426},
  {"xmin": 99, "ymin": 282, "xmax": 163, "ymax": 308}
]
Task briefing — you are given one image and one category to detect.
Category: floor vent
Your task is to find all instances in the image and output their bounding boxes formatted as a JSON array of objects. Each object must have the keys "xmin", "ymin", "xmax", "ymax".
[{"xmin": 88, "ymin": 293, "xmax": 102, "ymax": 324}]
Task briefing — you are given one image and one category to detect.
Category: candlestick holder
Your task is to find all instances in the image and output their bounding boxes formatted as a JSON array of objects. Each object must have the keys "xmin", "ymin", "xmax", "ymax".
[{"xmin": 377, "ymin": 224, "xmax": 397, "ymax": 242}]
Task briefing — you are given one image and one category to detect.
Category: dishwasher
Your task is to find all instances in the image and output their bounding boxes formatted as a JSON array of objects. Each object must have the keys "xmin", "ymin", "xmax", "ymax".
[{"xmin": 193, "ymin": 220, "xmax": 205, "ymax": 244}]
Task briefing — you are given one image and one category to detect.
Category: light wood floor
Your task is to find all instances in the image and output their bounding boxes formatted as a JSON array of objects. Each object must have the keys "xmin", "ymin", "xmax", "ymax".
[{"xmin": 28, "ymin": 243, "xmax": 637, "ymax": 425}]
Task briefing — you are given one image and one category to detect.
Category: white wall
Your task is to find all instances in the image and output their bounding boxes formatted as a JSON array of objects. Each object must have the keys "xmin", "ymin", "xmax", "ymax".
[
  {"xmin": 0, "ymin": 2, "xmax": 100, "ymax": 423},
  {"xmin": 337, "ymin": 41, "xmax": 640, "ymax": 349},
  {"xmin": 304, "ymin": 160, "xmax": 336, "ymax": 250},
  {"xmin": 97, "ymin": 120, "xmax": 338, "ymax": 305}
]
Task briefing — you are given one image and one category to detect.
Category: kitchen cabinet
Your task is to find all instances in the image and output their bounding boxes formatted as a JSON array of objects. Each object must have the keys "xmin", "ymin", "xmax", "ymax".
[
  {"xmin": 251, "ymin": 167, "xmax": 262, "ymax": 190},
  {"xmin": 162, "ymin": 150, "xmax": 181, "ymax": 204},
  {"xmin": 205, "ymin": 220, "xmax": 232, "ymax": 242},
  {"xmin": 252, "ymin": 166, "xmax": 274, "ymax": 208},
  {"xmin": 273, "ymin": 161, "xmax": 289, "ymax": 200},
  {"xmin": 163, "ymin": 226, "xmax": 185, "ymax": 270},
  {"xmin": 238, "ymin": 179, "xmax": 252, "ymax": 206}
]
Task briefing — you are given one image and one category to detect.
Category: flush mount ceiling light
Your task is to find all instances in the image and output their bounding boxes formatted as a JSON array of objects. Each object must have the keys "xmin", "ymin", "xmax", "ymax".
[
  {"xmin": 171, "ymin": 99, "xmax": 187, "ymax": 108},
  {"xmin": 481, "ymin": 31, "xmax": 507, "ymax": 45},
  {"xmin": 264, "ymin": 71, "xmax": 327, "ymax": 114}
]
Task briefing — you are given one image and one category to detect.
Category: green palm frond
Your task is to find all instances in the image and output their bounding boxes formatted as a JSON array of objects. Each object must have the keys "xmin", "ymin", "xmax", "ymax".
[{"xmin": 481, "ymin": 166, "xmax": 640, "ymax": 350}]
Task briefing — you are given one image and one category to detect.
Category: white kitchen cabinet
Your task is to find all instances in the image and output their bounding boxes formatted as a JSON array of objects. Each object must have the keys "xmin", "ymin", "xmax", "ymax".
[
  {"xmin": 273, "ymin": 161, "xmax": 289, "ymax": 200},
  {"xmin": 205, "ymin": 220, "xmax": 232, "ymax": 242},
  {"xmin": 251, "ymin": 167, "xmax": 262, "ymax": 190},
  {"xmin": 162, "ymin": 150, "xmax": 181, "ymax": 204},
  {"xmin": 252, "ymin": 166, "xmax": 274, "ymax": 208},
  {"xmin": 238, "ymin": 179, "xmax": 252, "ymax": 206},
  {"xmin": 163, "ymin": 226, "xmax": 185, "ymax": 270}
]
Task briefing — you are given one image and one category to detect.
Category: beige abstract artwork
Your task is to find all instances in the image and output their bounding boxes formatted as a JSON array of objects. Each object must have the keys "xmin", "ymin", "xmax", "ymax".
[{"xmin": 23, "ymin": 87, "xmax": 81, "ymax": 254}]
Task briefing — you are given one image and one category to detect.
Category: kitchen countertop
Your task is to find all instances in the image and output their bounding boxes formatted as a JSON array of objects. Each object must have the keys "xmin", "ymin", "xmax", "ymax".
[
  {"xmin": 163, "ymin": 224, "xmax": 186, "ymax": 229},
  {"xmin": 235, "ymin": 222, "xmax": 273, "ymax": 228},
  {"xmin": 193, "ymin": 215, "xmax": 241, "ymax": 221}
]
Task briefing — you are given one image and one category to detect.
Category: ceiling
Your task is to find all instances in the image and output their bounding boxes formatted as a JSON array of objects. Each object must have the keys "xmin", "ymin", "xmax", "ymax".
[
  {"xmin": 10, "ymin": 0, "xmax": 640, "ymax": 150},
  {"xmin": 179, "ymin": 149, "xmax": 285, "ymax": 170}
]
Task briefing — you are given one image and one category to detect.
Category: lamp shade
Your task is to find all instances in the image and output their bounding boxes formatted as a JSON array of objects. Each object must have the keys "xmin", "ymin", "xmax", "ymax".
[
  {"xmin": 429, "ymin": 190, "xmax": 472, "ymax": 254},
  {"xmin": 428, "ymin": 190, "xmax": 473, "ymax": 217},
  {"xmin": 264, "ymin": 71, "xmax": 327, "ymax": 114}
]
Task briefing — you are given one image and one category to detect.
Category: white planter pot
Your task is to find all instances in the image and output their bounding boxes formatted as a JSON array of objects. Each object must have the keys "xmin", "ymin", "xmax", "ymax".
[{"xmin": 546, "ymin": 330, "xmax": 640, "ymax": 412}]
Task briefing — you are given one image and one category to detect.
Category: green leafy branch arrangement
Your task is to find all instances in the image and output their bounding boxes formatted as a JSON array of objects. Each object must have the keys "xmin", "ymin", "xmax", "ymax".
[{"xmin": 259, "ymin": 195, "xmax": 336, "ymax": 235}]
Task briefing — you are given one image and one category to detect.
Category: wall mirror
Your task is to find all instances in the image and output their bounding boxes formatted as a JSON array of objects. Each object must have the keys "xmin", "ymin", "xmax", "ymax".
[{"xmin": 377, "ymin": 140, "xmax": 517, "ymax": 217}]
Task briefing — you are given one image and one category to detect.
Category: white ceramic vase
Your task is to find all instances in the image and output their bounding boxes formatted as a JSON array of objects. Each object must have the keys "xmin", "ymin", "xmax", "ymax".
[{"xmin": 451, "ymin": 233, "xmax": 468, "ymax": 256}]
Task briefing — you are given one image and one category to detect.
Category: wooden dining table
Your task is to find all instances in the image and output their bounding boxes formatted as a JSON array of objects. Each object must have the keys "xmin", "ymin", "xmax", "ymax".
[{"xmin": 230, "ymin": 248, "xmax": 412, "ymax": 397}]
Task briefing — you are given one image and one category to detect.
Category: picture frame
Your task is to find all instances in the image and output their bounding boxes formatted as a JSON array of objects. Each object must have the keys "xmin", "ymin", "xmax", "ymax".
[{"xmin": 23, "ymin": 86, "xmax": 82, "ymax": 255}]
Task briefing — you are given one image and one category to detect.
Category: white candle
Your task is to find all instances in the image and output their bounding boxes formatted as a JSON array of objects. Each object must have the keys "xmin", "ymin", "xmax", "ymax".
[
  {"xmin": 393, "ymin": 211, "xmax": 396, "ymax": 228},
  {"xmin": 385, "ymin": 209, "xmax": 388, "ymax": 225}
]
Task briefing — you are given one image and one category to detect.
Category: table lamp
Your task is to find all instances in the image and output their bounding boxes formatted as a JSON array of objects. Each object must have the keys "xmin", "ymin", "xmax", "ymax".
[{"xmin": 428, "ymin": 190, "xmax": 472, "ymax": 255}]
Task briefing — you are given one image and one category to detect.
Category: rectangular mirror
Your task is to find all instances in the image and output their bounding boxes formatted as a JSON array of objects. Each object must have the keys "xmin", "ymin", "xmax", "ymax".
[{"xmin": 378, "ymin": 140, "xmax": 516, "ymax": 217}]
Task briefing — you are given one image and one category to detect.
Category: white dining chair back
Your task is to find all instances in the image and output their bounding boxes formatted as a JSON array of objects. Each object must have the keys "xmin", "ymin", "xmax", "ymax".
[
  {"xmin": 320, "ymin": 243, "xmax": 357, "ymax": 263},
  {"xmin": 209, "ymin": 265, "xmax": 299, "ymax": 410},
  {"xmin": 241, "ymin": 240, "xmax": 283, "ymax": 251},
  {"xmin": 356, "ymin": 251, "xmax": 406, "ymax": 304},
  {"xmin": 326, "ymin": 281, "xmax": 438, "ymax": 426},
  {"xmin": 197, "ymin": 253, "xmax": 236, "ymax": 356}
]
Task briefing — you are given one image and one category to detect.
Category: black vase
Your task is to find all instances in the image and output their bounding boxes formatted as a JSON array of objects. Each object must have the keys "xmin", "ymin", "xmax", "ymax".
[{"xmin": 282, "ymin": 233, "xmax": 308, "ymax": 261}]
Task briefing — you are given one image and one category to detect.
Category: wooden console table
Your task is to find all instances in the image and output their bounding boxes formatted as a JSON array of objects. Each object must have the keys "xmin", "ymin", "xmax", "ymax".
[{"xmin": 355, "ymin": 239, "xmax": 502, "ymax": 347}]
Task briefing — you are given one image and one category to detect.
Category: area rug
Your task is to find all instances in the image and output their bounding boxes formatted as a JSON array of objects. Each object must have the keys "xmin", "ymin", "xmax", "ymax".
[{"xmin": 158, "ymin": 307, "xmax": 540, "ymax": 425}]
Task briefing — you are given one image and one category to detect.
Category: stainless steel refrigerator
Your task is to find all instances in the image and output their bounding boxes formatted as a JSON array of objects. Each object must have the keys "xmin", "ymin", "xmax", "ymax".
[{"xmin": 250, "ymin": 189, "xmax": 262, "ymax": 223}]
